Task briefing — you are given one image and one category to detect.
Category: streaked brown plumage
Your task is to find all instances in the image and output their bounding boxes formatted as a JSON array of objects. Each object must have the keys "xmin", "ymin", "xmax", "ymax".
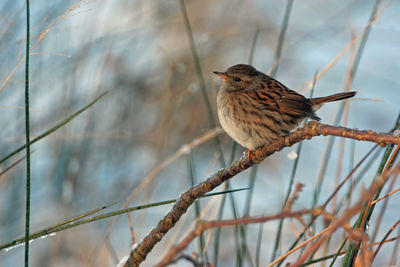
[{"xmin": 214, "ymin": 64, "xmax": 356, "ymax": 150}]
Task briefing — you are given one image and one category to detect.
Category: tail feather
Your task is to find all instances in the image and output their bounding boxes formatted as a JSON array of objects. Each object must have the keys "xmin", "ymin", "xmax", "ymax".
[{"xmin": 310, "ymin": 91, "xmax": 356, "ymax": 105}]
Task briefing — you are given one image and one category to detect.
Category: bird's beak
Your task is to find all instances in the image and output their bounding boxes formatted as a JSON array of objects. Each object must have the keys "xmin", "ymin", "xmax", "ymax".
[{"xmin": 213, "ymin": 71, "xmax": 228, "ymax": 80}]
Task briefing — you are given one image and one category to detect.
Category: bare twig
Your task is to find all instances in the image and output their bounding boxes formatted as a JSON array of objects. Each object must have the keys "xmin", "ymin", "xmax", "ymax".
[
  {"xmin": 159, "ymin": 209, "xmax": 314, "ymax": 266},
  {"xmin": 124, "ymin": 122, "xmax": 400, "ymax": 267},
  {"xmin": 373, "ymin": 218, "xmax": 400, "ymax": 260},
  {"xmin": 284, "ymin": 182, "xmax": 304, "ymax": 211},
  {"xmin": 122, "ymin": 192, "xmax": 136, "ymax": 245},
  {"xmin": 126, "ymin": 127, "xmax": 223, "ymax": 203},
  {"xmin": 371, "ymin": 184, "xmax": 400, "ymax": 205}
]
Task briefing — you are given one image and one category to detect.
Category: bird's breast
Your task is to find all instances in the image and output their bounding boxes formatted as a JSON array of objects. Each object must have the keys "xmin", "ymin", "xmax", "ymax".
[{"xmin": 217, "ymin": 91, "xmax": 258, "ymax": 149}]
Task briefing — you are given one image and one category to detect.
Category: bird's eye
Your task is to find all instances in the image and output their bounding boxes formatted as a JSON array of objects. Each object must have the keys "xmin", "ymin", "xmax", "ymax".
[{"xmin": 234, "ymin": 77, "xmax": 241, "ymax": 82}]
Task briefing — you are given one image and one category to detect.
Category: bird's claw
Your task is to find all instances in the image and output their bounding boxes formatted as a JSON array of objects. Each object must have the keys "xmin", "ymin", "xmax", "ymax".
[{"xmin": 246, "ymin": 149, "xmax": 256, "ymax": 161}]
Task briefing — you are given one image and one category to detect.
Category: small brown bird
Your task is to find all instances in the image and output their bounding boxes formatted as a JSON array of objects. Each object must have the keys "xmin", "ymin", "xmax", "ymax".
[{"xmin": 214, "ymin": 64, "xmax": 356, "ymax": 153}]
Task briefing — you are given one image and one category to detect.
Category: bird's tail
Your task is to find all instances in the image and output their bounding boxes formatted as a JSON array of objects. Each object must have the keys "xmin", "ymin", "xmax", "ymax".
[{"xmin": 310, "ymin": 91, "xmax": 356, "ymax": 105}]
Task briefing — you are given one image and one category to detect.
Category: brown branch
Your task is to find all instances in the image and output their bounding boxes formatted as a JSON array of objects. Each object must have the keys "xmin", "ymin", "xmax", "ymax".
[
  {"xmin": 157, "ymin": 210, "xmax": 314, "ymax": 266},
  {"xmin": 124, "ymin": 121, "xmax": 400, "ymax": 267}
]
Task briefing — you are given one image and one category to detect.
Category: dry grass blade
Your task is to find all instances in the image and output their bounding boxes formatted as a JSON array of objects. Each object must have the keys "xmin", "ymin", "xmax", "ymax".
[
  {"xmin": 291, "ymin": 162, "xmax": 400, "ymax": 267},
  {"xmin": 269, "ymin": 225, "xmax": 332, "ymax": 267},
  {"xmin": 0, "ymin": 2, "xmax": 86, "ymax": 92},
  {"xmin": 126, "ymin": 127, "xmax": 223, "ymax": 203},
  {"xmin": 271, "ymin": 143, "xmax": 378, "ymax": 266},
  {"xmin": 299, "ymin": 0, "xmax": 394, "ymax": 94}
]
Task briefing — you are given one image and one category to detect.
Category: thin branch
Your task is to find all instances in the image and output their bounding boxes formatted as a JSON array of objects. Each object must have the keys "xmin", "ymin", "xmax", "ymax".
[
  {"xmin": 371, "ymin": 184, "xmax": 400, "ymax": 205},
  {"xmin": 123, "ymin": 121, "xmax": 400, "ymax": 266},
  {"xmin": 373, "ymin": 218, "xmax": 400, "ymax": 260},
  {"xmin": 159, "ymin": 209, "xmax": 314, "ymax": 266}
]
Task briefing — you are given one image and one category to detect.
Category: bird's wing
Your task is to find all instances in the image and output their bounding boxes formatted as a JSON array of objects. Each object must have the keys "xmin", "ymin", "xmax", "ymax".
[{"xmin": 246, "ymin": 78, "xmax": 320, "ymax": 120}]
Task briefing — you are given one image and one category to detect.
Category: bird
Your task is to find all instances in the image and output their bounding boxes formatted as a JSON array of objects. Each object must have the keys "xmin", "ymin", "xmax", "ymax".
[{"xmin": 213, "ymin": 64, "xmax": 356, "ymax": 156}]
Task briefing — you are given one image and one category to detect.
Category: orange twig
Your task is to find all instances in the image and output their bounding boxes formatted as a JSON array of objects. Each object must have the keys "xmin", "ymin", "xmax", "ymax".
[{"xmin": 371, "ymin": 186, "xmax": 400, "ymax": 205}]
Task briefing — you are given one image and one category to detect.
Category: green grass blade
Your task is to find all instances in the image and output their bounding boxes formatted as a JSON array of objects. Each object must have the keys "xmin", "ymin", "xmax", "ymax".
[
  {"xmin": 342, "ymin": 143, "xmax": 395, "ymax": 266},
  {"xmin": 390, "ymin": 227, "xmax": 400, "ymax": 265},
  {"xmin": 0, "ymin": 188, "xmax": 247, "ymax": 251},
  {"xmin": 341, "ymin": 1, "xmax": 384, "ymax": 263},
  {"xmin": 178, "ymin": 0, "xmax": 226, "ymax": 168},
  {"xmin": 213, "ymin": 26, "xmax": 260, "ymax": 266},
  {"xmin": 312, "ymin": 0, "xmax": 383, "ymax": 219},
  {"xmin": 0, "ymin": 91, "xmax": 109, "ymax": 165},
  {"xmin": 334, "ymin": 145, "xmax": 380, "ymax": 215},
  {"xmin": 270, "ymin": 142, "xmax": 303, "ymax": 261},
  {"xmin": 248, "ymin": 27, "xmax": 260, "ymax": 66},
  {"xmin": 304, "ymin": 251, "xmax": 344, "ymax": 266},
  {"xmin": 330, "ymin": 115, "xmax": 398, "ymax": 267},
  {"xmin": 341, "ymin": 113, "xmax": 400, "ymax": 266},
  {"xmin": 24, "ymin": 0, "xmax": 31, "ymax": 265},
  {"xmin": 0, "ymin": 153, "xmax": 29, "ymax": 177},
  {"xmin": 186, "ymin": 152, "xmax": 208, "ymax": 263},
  {"xmin": 0, "ymin": 201, "xmax": 119, "ymax": 251},
  {"xmin": 255, "ymin": 1, "xmax": 296, "ymax": 263},
  {"xmin": 351, "ymin": 0, "xmax": 383, "ymax": 80},
  {"xmin": 270, "ymin": 0, "xmax": 294, "ymax": 77},
  {"xmin": 273, "ymin": 71, "xmax": 317, "ymax": 266}
]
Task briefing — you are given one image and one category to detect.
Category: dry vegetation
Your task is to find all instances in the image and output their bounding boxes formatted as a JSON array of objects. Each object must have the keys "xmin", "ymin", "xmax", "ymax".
[{"xmin": 0, "ymin": 1, "xmax": 399, "ymax": 267}]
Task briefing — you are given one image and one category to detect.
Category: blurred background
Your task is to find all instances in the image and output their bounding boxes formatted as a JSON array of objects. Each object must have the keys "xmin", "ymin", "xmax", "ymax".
[{"xmin": 0, "ymin": 0, "xmax": 399, "ymax": 266}]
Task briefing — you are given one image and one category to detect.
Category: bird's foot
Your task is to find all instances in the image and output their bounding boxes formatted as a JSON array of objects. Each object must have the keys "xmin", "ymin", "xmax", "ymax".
[
  {"xmin": 243, "ymin": 149, "xmax": 264, "ymax": 164},
  {"xmin": 245, "ymin": 149, "xmax": 257, "ymax": 161}
]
